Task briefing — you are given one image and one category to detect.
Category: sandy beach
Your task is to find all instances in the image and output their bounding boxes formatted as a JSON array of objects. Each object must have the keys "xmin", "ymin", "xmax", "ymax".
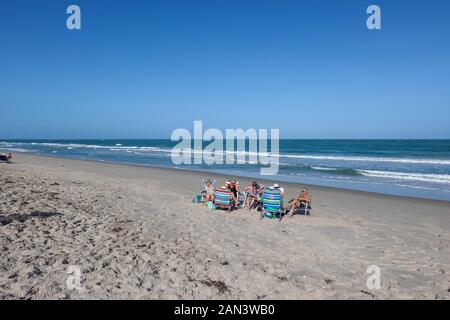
[{"xmin": 1, "ymin": 153, "xmax": 449, "ymax": 300}]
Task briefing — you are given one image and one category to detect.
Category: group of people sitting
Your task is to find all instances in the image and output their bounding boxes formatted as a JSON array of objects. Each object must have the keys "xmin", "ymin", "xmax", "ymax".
[
  {"xmin": 199, "ymin": 178, "xmax": 312, "ymax": 218},
  {"xmin": 203, "ymin": 179, "xmax": 240, "ymax": 206},
  {"xmin": 0, "ymin": 152, "xmax": 12, "ymax": 163}
]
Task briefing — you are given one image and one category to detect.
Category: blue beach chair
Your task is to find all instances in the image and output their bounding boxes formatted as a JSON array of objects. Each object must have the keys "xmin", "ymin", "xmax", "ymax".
[{"xmin": 260, "ymin": 187, "xmax": 284, "ymax": 221}]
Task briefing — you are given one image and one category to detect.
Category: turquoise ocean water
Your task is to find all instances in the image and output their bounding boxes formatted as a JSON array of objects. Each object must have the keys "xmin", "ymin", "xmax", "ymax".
[{"xmin": 1, "ymin": 139, "xmax": 450, "ymax": 201}]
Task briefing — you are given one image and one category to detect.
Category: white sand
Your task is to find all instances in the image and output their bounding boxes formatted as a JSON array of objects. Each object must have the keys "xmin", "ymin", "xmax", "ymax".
[{"xmin": 1, "ymin": 153, "xmax": 449, "ymax": 299}]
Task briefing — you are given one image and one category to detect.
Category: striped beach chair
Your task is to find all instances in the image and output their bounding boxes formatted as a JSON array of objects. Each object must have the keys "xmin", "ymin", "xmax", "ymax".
[
  {"xmin": 214, "ymin": 188, "xmax": 233, "ymax": 211},
  {"xmin": 260, "ymin": 188, "xmax": 283, "ymax": 221}
]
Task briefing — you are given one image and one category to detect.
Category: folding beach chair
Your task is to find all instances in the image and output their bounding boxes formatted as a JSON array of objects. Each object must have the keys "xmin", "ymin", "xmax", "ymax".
[
  {"xmin": 214, "ymin": 187, "xmax": 234, "ymax": 211},
  {"xmin": 295, "ymin": 201, "xmax": 312, "ymax": 216},
  {"xmin": 260, "ymin": 187, "xmax": 283, "ymax": 221}
]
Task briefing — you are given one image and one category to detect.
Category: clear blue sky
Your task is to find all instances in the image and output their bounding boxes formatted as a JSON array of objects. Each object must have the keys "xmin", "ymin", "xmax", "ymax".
[{"xmin": 1, "ymin": 0, "xmax": 449, "ymax": 139}]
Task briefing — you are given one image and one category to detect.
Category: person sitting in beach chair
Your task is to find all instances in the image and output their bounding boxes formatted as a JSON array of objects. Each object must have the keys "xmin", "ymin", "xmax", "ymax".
[
  {"xmin": 202, "ymin": 179, "xmax": 216, "ymax": 203},
  {"xmin": 260, "ymin": 186, "xmax": 284, "ymax": 221},
  {"xmin": 192, "ymin": 178, "xmax": 215, "ymax": 204},
  {"xmin": 285, "ymin": 188, "xmax": 312, "ymax": 218},
  {"xmin": 0, "ymin": 152, "xmax": 12, "ymax": 163},
  {"xmin": 273, "ymin": 183, "xmax": 284, "ymax": 199},
  {"xmin": 225, "ymin": 179, "xmax": 240, "ymax": 207},
  {"xmin": 244, "ymin": 181, "xmax": 264, "ymax": 210}
]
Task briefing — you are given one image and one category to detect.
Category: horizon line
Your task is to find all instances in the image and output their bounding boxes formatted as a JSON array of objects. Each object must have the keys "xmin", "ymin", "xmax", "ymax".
[{"xmin": 2, "ymin": 138, "xmax": 450, "ymax": 141}]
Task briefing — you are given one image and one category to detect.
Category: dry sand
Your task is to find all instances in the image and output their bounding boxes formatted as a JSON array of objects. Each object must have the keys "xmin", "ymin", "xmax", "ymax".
[{"xmin": 1, "ymin": 153, "xmax": 449, "ymax": 299}]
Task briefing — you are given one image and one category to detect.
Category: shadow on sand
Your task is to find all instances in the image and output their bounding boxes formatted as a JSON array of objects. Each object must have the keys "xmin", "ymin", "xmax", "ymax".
[{"xmin": 0, "ymin": 211, "xmax": 63, "ymax": 226}]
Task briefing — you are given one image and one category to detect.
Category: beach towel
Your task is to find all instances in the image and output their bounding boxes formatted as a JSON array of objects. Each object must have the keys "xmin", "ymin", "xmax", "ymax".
[{"xmin": 192, "ymin": 194, "xmax": 203, "ymax": 203}]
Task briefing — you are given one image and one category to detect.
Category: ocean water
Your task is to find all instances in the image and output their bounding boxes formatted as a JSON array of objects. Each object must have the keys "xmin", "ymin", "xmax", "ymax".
[{"xmin": 1, "ymin": 139, "xmax": 450, "ymax": 201}]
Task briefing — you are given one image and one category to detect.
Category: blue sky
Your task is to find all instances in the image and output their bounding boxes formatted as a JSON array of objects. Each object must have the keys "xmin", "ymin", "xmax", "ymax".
[{"xmin": 0, "ymin": 0, "xmax": 449, "ymax": 139}]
